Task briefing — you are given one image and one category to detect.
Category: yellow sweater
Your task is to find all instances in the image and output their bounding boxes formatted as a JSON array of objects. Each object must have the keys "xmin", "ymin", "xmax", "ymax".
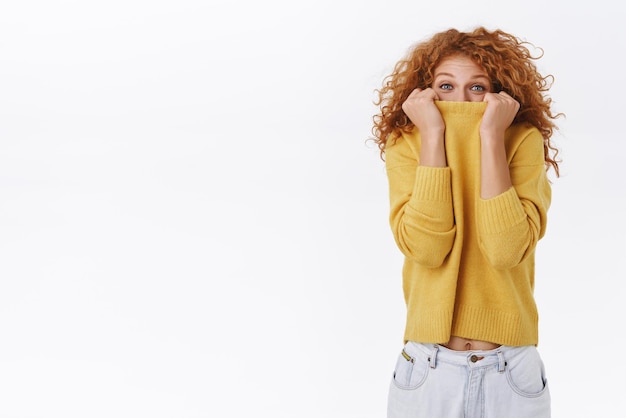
[{"xmin": 385, "ymin": 101, "xmax": 551, "ymax": 346}]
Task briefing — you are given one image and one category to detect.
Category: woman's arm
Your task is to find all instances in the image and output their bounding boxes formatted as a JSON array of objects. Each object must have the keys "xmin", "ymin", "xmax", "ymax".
[
  {"xmin": 479, "ymin": 91, "xmax": 519, "ymax": 198},
  {"xmin": 386, "ymin": 135, "xmax": 456, "ymax": 267},
  {"xmin": 402, "ymin": 88, "xmax": 447, "ymax": 168},
  {"xmin": 476, "ymin": 126, "xmax": 551, "ymax": 269}
]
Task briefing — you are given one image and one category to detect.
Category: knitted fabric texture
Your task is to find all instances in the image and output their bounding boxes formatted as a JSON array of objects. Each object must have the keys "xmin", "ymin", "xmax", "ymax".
[{"xmin": 385, "ymin": 101, "xmax": 551, "ymax": 346}]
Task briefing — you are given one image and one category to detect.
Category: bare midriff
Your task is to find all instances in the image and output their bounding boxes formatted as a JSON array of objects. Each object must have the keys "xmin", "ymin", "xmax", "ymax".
[{"xmin": 443, "ymin": 335, "xmax": 501, "ymax": 351}]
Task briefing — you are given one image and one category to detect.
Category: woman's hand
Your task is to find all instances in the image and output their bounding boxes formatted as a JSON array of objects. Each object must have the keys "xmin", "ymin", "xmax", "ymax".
[
  {"xmin": 401, "ymin": 88, "xmax": 447, "ymax": 167},
  {"xmin": 480, "ymin": 91, "xmax": 520, "ymax": 140},
  {"xmin": 402, "ymin": 88, "xmax": 445, "ymax": 139}
]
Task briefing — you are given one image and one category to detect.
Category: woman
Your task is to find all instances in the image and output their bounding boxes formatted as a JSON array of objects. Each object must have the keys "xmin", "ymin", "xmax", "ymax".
[{"xmin": 371, "ymin": 27, "xmax": 561, "ymax": 417}]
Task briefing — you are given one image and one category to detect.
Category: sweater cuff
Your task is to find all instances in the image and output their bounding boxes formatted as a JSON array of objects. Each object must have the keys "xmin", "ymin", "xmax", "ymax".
[
  {"xmin": 412, "ymin": 166, "xmax": 452, "ymax": 202},
  {"xmin": 477, "ymin": 187, "xmax": 526, "ymax": 234}
]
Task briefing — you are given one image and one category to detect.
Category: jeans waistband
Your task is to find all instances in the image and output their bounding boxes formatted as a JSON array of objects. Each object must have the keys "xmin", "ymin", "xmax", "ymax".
[{"xmin": 404, "ymin": 341, "xmax": 532, "ymax": 371}]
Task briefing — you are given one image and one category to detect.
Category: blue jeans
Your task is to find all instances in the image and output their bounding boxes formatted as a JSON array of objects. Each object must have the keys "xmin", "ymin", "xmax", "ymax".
[{"xmin": 387, "ymin": 342, "xmax": 550, "ymax": 418}]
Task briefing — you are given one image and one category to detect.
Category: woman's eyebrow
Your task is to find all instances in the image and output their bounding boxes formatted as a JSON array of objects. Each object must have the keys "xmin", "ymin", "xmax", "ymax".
[{"xmin": 434, "ymin": 72, "xmax": 490, "ymax": 80}]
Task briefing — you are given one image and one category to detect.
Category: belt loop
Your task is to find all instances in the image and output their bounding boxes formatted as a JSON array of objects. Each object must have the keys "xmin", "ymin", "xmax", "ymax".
[
  {"xmin": 429, "ymin": 345, "xmax": 439, "ymax": 369},
  {"xmin": 497, "ymin": 350, "xmax": 506, "ymax": 373}
]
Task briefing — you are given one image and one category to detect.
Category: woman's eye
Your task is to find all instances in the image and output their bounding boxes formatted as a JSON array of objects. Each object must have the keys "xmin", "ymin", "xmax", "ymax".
[
  {"xmin": 470, "ymin": 85, "xmax": 486, "ymax": 91},
  {"xmin": 440, "ymin": 83, "xmax": 453, "ymax": 90}
]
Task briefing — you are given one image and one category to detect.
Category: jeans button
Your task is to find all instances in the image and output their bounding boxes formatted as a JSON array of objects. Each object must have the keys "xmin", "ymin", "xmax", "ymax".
[{"xmin": 470, "ymin": 355, "xmax": 484, "ymax": 363}]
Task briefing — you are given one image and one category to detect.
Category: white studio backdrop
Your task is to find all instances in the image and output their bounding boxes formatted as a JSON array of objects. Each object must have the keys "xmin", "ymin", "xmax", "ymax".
[{"xmin": 0, "ymin": 1, "xmax": 623, "ymax": 417}]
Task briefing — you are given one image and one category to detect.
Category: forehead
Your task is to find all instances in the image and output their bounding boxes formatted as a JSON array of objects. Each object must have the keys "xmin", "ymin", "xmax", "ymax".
[{"xmin": 434, "ymin": 55, "xmax": 488, "ymax": 77}]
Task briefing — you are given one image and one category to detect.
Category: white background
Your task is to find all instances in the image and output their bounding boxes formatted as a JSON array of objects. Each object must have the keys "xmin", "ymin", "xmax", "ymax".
[{"xmin": 0, "ymin": 1, "xmax": 623, "ymax": 417}]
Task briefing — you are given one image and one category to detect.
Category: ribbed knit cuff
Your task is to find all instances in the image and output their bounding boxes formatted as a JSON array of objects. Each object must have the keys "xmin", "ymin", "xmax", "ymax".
[
  {"xmin": 478, "ymin": 187, "xmax": 526, "ymax": 235},
  {"xmin": 412, "ymin": 166, "xmax": 452, "ymax": 202}
]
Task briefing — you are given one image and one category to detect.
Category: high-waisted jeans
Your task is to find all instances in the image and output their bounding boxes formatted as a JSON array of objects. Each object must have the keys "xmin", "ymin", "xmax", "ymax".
[{"xmin": 387, "ymin": 342, "xmax": 550, "ymax": 418}]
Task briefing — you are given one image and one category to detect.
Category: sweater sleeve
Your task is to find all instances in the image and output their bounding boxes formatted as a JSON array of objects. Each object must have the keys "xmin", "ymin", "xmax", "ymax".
[
  {"xmin": 476, "ymin": 126, "xmax": 551, "ymax": 269},
  {"xmin": 386, "ymin": 134, "xmax": 456, "ymax": 267}
]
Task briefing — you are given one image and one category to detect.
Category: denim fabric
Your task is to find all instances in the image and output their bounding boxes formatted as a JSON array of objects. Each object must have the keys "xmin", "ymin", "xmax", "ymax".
[{"xmin": 387, "ymin": 342, "xmax": 550, "ymax": 418}]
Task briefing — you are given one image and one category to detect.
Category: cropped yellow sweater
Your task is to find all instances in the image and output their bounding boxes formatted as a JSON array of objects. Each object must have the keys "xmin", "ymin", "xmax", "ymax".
[{"xmin": 385, "ymin": 101, "xmax": 551, "ymax": 346}]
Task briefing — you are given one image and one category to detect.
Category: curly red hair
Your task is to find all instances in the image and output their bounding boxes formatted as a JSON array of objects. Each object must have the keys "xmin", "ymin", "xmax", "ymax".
[{"xmin": 371, "ymin": 27, "xmax": 561, "ymax": 176}]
